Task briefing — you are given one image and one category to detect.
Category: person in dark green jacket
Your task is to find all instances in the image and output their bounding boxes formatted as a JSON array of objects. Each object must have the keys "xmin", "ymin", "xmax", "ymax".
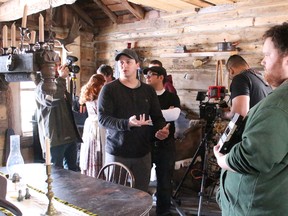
[{"xmin": 214, "ymin": 22, "xmax": 288, "ymax": 215}]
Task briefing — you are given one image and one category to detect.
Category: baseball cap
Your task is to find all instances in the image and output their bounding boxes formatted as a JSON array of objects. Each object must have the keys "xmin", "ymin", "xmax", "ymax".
[
  {"xmin": 115, "ymin": 49, "xmax": 140, "ymax": 62},
  {"xmin": 143, "ymin": 66, "xmax": 167, "ymax": 78}
]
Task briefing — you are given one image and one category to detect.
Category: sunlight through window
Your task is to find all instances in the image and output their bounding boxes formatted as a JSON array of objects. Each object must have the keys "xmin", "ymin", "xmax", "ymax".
[{"xmin": 20, "ymin": 81, "xmax": 36, "ymax": 133}]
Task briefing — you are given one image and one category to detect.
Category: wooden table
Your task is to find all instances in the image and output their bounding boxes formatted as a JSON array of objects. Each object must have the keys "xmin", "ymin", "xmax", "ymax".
[{"xmin": 0, "ymin": 163, "xmax": 152, "ymax": 216}]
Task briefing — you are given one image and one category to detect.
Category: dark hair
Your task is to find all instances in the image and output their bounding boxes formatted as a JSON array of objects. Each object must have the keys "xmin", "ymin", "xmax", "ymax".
[
  {"xmin": 226, "ymin": 55, "xmax": 249, "ymax": 70},
  {"xmin": 97, "ymin": 64, "xmax": 114, "ymax": 77},
  {"xmin": 263, "ymin": 22, "xmax": 288, "ymax": 56},
  {"xmin": 150, "ymin": 60, "xmax": 163, "ymax": 67},
  {"xmin": 143, "ymin": 66, "xmax": 167, "ymax": 84}
]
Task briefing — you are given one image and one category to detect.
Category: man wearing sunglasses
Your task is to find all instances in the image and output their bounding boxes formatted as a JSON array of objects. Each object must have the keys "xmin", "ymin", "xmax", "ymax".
[{"xmin": 144, "ymin": 66, "xmax": 181, "ymax": 216}]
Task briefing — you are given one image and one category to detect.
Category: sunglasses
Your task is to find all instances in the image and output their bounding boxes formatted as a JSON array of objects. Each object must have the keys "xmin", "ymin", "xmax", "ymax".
[{"xmin": 144, "ymin": 72, "xmax": 159, "ymax": 78}]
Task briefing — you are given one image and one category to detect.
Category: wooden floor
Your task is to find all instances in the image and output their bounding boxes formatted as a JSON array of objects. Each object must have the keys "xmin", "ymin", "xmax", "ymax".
[
  {"xmin": 149, "ymin": 196, "xmax": 221, "ymax": 216},
  {"xmin": 148, "ymin": 181, "xmax": 221, "ymax": 216}
]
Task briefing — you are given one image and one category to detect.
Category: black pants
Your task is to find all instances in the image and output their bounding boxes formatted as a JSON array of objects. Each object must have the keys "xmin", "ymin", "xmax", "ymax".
[
  {"xmin": 152, "ymin": 138, "xmax": 175, "ymax": 215},
  {"xmin": 50, "ymin": 142, "xmax": 79, "ymax": 171}
]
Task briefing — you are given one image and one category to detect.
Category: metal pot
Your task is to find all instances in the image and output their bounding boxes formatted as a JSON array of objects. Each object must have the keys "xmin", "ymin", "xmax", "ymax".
[{"xmin": 217, "ymin": 42, "xmax": 236, "ymax": 51}]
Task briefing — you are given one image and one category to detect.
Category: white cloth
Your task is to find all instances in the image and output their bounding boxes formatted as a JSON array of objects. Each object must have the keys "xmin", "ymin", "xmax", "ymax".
[
  {"xmin": 161, "ymin": 107, "xmax": 181, "ymax": 121},
  {"xmin": 5, "ymin": 180, "xmax": 91, "ymax": 216},
  {"xmin": 79, "ymin": 115, "xmax": 99, "ymax": 171}
]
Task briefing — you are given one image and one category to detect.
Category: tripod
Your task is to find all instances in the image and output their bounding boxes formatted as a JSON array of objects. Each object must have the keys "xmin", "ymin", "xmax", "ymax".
[
  {"xmin": 172, "ymin": 119, "xmax": 215, "ymax": 216},
  {"xmin": 69, "ymin": 73, "xmax": 77, "ymax": 103}
]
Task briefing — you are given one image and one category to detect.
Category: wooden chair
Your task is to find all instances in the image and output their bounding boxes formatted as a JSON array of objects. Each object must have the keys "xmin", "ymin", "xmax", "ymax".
[
  {"xmin": 97, "ymin": 162, "xmax": 135, "ymax": 188},
  {"xmin": 0, "ymin": 173, "xmax": 7, "ymax": 199},
  {"xmin": 0, "ymin": 174, "xmax": 22, "ymax": 216},
  {"xmin": 0, "ymin": 198, "xmax": 23, "ymax": 216}
]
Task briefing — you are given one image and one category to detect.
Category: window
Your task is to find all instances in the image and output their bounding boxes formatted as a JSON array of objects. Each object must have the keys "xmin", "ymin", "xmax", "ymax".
[{"xmin": 20, "ymin": 81, "xmax": 37, "ymax": 135}]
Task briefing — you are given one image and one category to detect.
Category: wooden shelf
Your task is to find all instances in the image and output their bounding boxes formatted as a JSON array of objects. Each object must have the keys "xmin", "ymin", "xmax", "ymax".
[{"xmin": 160, "ymin": 51, "xmax": 238, "ymax": 58}]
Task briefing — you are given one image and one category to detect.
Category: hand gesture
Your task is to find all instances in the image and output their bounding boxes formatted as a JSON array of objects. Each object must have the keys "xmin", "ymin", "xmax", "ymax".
[
  {"xmin": 129, "ymin": 114, "xmax": 152, "ymax": 127},
  {"xmin": 155, "ymin": 123, "xmax": 170, "ymax": 140}
]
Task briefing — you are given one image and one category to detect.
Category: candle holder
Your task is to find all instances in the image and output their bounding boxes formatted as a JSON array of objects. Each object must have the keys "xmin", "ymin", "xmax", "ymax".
[
  {"xmin": 26, "ymin": 44, "xmax": 35, "ymax": 53},
  {"xmin": 33, "ymin": 43, "xmax": 58, "ymax": 95},
  {"xmin": 38, "ymin": 42, "xmax": 45, "ymax": 51},
  {"xmin": 1, "ymin": 47, "xmax": 8, "ymax": 56},
  {"xmin": 10, "ymin": 46, "xmax": 18, "ymax": 54},
  {"xmin": 43, "ymin": 164, "xmax": 60, "ymax": 216},
  {"xmin": 19, "ymin": 27, "xmax": 29, "ymax": 53}
]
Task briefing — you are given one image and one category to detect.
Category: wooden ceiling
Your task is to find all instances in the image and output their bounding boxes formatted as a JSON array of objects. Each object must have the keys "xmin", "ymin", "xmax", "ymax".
[
  {"xmin": 74, "ymin": 0, "xmax": 237, "ymax": 24},
  {"xmin": 0, "ymin": 0, "xmax": 237, "ymax": 24}
]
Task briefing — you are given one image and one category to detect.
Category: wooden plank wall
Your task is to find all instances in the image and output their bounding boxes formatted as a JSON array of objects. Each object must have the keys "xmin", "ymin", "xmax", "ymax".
[
  {"xmin": 0, "ymin": 0, "xmax": 287, "ymax": 164},
  {"xmin": 93, "ymin": 0, "xmax": 288, "ymax": 114}
]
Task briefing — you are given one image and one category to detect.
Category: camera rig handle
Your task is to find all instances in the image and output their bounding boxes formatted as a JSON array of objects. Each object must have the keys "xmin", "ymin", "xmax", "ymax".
[{"xmin": 66, "ymin": 55, "xmax": 78, "ymax": 64}]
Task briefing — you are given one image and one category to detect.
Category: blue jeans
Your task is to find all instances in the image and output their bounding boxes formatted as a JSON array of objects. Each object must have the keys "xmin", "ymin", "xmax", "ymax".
[
  {"xmin": 50, "ymin": 142, "xmax": 78, "ymax": 171},
  {"xmin": 152, "ymin": 138, "xmax": 175, "ymax": 215}
]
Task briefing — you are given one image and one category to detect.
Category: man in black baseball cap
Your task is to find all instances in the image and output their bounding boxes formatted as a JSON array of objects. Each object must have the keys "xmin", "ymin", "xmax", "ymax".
[
  {"xmin": 98, "ymin": 48, "xmax": 170, "ymax": 192},
  {"xmin": 115, "ymin": 48, "xmax": 140, "ymax": 62}
]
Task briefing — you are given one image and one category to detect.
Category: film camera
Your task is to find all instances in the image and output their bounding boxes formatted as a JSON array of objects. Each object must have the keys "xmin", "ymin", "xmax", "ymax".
[
  {"xmin": 66, "ymin": 55, "xmax": 80, "ymax": 75},
  {"xmin": 197, "ymin": 86, "xmax": 228, "ymax": 124}
]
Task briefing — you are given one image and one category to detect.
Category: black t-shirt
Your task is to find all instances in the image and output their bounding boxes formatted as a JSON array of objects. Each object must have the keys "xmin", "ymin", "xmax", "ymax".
[
  {"xmin": 157, "ymin": 90, "xmax": 181, "ymax": 139},
  {"xmin": 230, "ymin": 69, "xmax": 272, "ymax": 108}
]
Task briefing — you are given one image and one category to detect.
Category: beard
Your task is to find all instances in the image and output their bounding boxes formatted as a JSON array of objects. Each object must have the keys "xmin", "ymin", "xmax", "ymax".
[
  {"xmin": 264, "ymin": 70, "xmax": 285, "ymax": 88},
  {"xmin": 263, "ymin": 56, "xmax": 287, "ymax": 88}
]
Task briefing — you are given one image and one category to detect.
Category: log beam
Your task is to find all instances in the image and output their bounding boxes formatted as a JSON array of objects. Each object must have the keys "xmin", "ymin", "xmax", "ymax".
[
  {"xmin": 69, "ymin": 4, "xmax": 95, "ymax": 27},
  {"xmin": 93, "ymin": 0, "xmax": 118, "ymax": 24},
  {"xmin": 206, "ymin": 0, "xmax": 235, "ymax": 4},
  {"xmin": 128, "ymin": 0, "xmax": 197, "ymax": 12},
  {"xmin": 182, "ymin": 0, "xmax": 214, "ymax": 7},
  {"xmin": 121, "ymin": 0, "xmax": 144, "ymax": 20}
]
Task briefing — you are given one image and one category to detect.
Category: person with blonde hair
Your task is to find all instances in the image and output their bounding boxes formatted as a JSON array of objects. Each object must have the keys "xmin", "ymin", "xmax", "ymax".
[{"xmin": 79, "ymin": 74, "xmax": 105, "ymax": 177}]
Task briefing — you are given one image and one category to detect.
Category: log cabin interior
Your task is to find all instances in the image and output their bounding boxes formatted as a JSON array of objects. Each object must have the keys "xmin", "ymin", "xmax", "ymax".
[{"xmin": 0, "ymin": 0, "xmax": 288, "ymax": 215}]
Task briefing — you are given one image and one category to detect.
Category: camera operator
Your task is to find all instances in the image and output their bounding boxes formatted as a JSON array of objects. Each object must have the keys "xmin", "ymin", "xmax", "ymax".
[
  {"xmin": 35, "ymin": 61, "xmax": 82, "ymax": 171},
  {"xmin": 224, "ymin": 55, "xmax": 272, "ymax": 119}
]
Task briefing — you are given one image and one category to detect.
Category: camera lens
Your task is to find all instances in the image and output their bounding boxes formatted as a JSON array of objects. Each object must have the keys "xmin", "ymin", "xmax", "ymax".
[{"xmin": 72, "ymin": 65, "xmax": 80, "ymax": 74}]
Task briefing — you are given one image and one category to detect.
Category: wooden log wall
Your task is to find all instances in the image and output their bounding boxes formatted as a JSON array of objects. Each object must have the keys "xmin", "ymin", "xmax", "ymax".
[
  {"xmin": 93, "ymin": 0, "xmax": 288, "ymax": 114},
  {"xmin": 1, "ymin": 0, "xmax": 288, "ymax": 164}
]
